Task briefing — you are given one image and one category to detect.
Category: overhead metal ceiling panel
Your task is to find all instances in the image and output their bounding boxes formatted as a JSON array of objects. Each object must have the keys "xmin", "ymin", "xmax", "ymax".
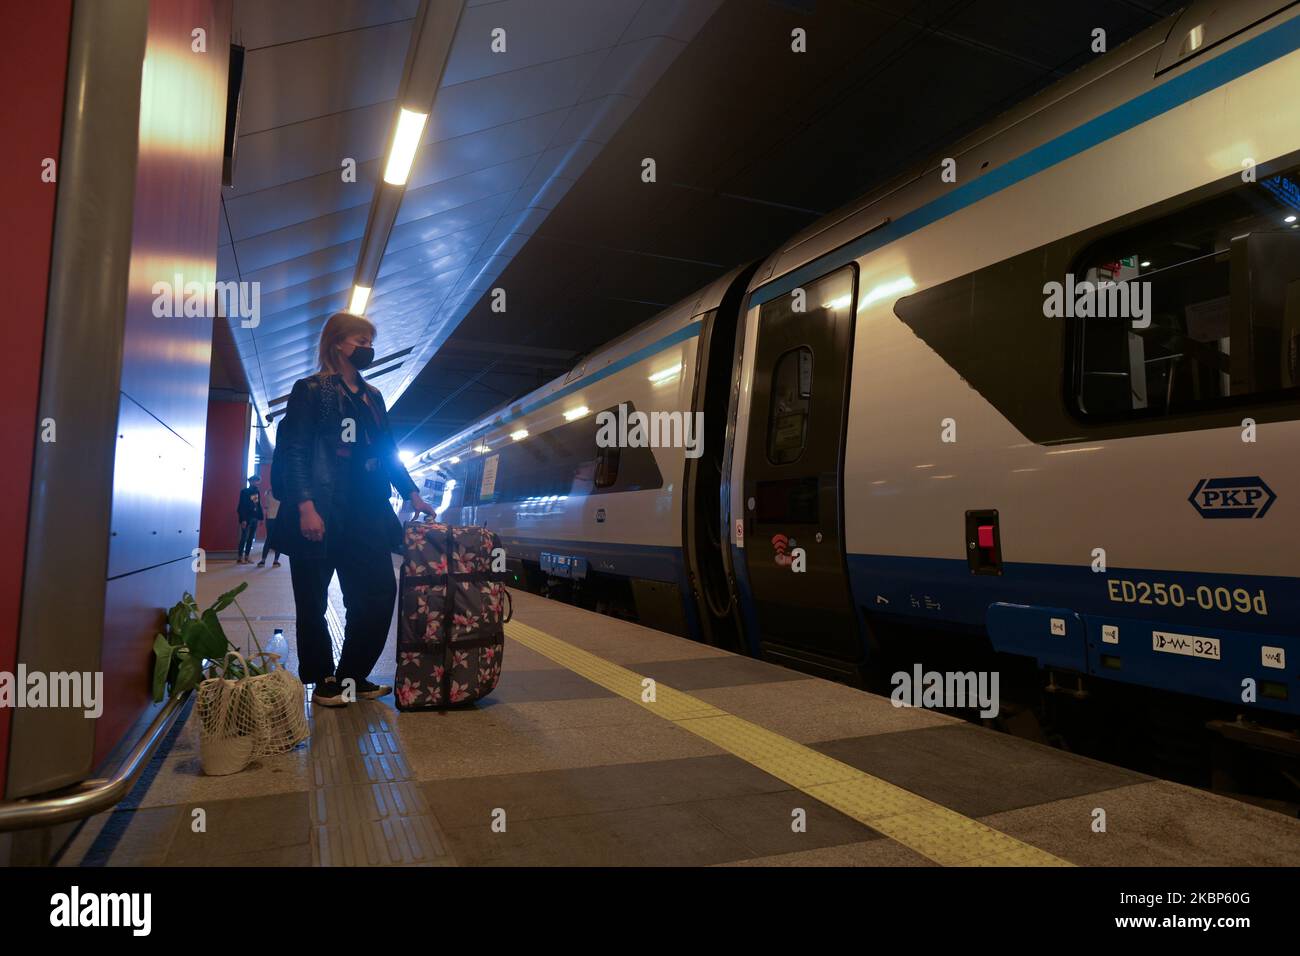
[
  {"xmin": 221, "ymin": 0, "xmax": 722, "ymax": 435},
  {"xmin": 238, "ymin": 21, "xmax": 412, "ymax": 133},
  {"xmin": 232, "ymin": 0, "xmax": 420, "ymax": 50}
]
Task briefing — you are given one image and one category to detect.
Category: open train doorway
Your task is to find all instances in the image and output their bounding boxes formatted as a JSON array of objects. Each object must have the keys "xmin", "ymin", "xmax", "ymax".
[{"xmin": 683, "ymin": 265, "xmax": 757, "ymax": 653}]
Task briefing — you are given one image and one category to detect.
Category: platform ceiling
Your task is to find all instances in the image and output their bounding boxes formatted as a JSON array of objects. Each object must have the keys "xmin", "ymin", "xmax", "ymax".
[{"xmin": 220, "ymin": 0, "xmax": 722, "ymax": 435}]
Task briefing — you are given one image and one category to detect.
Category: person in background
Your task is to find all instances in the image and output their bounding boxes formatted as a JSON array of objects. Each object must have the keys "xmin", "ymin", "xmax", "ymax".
[
  {"xmin": 258, "ymin": 481, "xmax": 282, "ymax": 567},
  {"xmin": 236, "ymin": 475, "xmax": 263, "ymax": 564},
  {"xmin": 272, "ymin": 311, "xmax": 435, "ymax": 707}
]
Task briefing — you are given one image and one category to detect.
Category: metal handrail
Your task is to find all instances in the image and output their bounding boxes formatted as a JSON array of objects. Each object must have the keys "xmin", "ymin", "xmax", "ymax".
[{"xmin": 0, "ymin": 690, "xmax": 191, "ymax": 833}]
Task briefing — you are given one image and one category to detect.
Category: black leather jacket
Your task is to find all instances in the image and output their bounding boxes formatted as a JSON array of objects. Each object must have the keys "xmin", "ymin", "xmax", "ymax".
[
  {"xmin": 270, "ymin": 373, "xmax": 417, "ymax": 558},
  {"xmin": 236, "ymin": 487, "xmax": 263, "ymax": 523}
]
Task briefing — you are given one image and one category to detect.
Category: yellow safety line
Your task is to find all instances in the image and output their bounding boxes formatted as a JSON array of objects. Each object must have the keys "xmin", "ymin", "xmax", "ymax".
[{"xmin": 506, "ymin": 619, "xmax": 1071, "ymax": 867}]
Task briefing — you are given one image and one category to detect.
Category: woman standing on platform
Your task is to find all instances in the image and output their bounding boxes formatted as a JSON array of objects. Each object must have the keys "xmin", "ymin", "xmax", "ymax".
[{"xmin": 271, "ymin": 312, "xmax": 435, "ymax": 707}]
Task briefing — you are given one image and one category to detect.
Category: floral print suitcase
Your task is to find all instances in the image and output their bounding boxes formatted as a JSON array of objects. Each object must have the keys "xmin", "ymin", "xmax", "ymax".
[{"xmin": 396, "ymin": 520, "xmax": 510, "ymax": 710}]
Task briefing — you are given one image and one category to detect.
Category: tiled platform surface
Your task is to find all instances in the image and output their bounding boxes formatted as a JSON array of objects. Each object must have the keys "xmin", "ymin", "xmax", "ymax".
[{"xmin": 57, "ymin": 558, "xmax": 1300, "ymax": 867}]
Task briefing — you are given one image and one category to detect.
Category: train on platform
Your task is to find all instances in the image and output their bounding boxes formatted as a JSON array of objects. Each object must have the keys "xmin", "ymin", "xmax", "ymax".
[{"xmin": 410, "ymin": 3, "xmax": 1300, "ymax": 775}]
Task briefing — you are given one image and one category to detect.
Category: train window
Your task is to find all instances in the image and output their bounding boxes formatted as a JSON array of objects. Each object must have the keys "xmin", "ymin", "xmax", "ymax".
[
  {"xmin": 494, "ymin": 416, "xmax": 599, "ymax": 500},
  {"xmin": 766, "ymin": 347, "xmax": 813, "ymax": 464},
  {"xmin": 594, "ymin": 444, "xmax": 620, "ymax": 488},
  {"xmin": 1071, "ymin": 167, "xmax": 1300, "ymax": 419},
  {"xmin": 447, "ymin": 402, "xmax": 662, "ymax": 502}
]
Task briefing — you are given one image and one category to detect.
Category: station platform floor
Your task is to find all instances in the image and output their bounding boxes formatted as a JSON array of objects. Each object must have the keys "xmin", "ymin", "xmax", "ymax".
[{"xmin": 58, "ymin": 556, "xmax": 1300, "ymax": 867}]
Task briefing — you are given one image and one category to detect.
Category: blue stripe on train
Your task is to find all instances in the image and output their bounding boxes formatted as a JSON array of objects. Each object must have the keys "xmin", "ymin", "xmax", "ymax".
[
  {"xmin": 748, "ymin": 13, "xmax": 1300, "ymax": 308},
  {"xmin": 451, "ymin": 321, "xmax": 704, "ymax": 445},
  {"xmin": 847, "ymin": 553, "xmax": 1300, "ymax": 716},
  {"xmin": 499, "ymin": 535, "xmax": 681, "ymax": 584},
  {"xmin": 499, "ymin": 534, "xmax": 705, "ymax": 642},
  {"xmin": 502, "ymin": 532, "xmax": 1298, "ymax": 713}
]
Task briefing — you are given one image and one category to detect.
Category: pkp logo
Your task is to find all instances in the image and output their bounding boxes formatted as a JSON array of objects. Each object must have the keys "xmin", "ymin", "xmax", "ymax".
[{"xmin": 1189, "ymin": 476, "xmax": 1275, "ymax": 519}]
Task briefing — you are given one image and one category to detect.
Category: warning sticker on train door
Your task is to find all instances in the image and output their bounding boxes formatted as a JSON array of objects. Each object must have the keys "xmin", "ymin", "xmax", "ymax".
[
  {"xmin": 480, "ymin": 454, "xmax": 500, "ymax": 499},
  {"xmin": 1151, "ymin": 631, "xmax": 1221, "ymax": 660}
]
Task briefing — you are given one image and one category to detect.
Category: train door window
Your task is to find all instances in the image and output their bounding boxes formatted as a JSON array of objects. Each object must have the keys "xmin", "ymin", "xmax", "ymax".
[
  {"xmin": 1071, "ymin": 164, "xmax": 1300, "ymax": 419},
  {"xmin": 767, "ymin": 347, "xmax": 813, "ymax": 464}
]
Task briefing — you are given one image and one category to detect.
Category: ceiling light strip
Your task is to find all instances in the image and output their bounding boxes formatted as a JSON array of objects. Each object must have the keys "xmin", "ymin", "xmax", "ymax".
[{"xmin": 350, "ymin": 0, "xmax": 467, "ymax": 311}]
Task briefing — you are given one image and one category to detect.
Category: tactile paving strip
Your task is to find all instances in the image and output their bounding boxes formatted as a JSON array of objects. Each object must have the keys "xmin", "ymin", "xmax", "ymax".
[
  {"xmin": 507, "ymin": 619, "xmax": 1069, "ymax": 867},
  {"xmin": 306, "ymin": 642, "xmax": 454, "ymax": 866}
]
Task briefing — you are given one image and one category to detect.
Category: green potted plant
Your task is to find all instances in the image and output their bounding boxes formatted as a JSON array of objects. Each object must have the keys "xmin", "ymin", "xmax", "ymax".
[{"xmin": 151, "ymin": 581, "xmax": 268, "ymax": 702}]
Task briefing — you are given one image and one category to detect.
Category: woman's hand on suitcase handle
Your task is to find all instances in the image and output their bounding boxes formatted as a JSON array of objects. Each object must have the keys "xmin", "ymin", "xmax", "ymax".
[
  {"xmin": 409, "ymin": 492, "xmax": 436, "ymax": 517},
  {"xmin": 299, "ymin": 500, "xmax": 326, "ymax": 542}
]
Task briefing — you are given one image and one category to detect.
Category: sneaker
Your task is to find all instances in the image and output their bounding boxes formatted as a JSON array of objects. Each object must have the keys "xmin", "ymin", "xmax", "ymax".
[
  {"xmin": 272, "ymin": 561, "xmax": 282, "ymax": 568},
  {"xmin": 354, "ymin": 679, "xmax": 393, "ymax": 700},
  {"xmin": 256, "ymin": 560, "xmax": 265, "ymax": 567},
  {"xmin": 311, "ymin": 677, "xmax": 348, "ymax": 708}
]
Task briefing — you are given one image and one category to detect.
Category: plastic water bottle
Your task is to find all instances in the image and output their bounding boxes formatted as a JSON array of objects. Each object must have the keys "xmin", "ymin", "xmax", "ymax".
[{"xmin": 266, "ymin": 627, "xmax": 288, "ymax": 667}]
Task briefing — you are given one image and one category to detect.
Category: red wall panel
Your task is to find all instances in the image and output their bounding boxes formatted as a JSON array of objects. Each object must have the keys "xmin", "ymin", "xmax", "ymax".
[
  {"xmin": 200, "ymin": 400, "xmax": 251, "ymax": 554},
  {"xmin": 0, "ymin": 0, "xmax": 73, "ymax": 796}
]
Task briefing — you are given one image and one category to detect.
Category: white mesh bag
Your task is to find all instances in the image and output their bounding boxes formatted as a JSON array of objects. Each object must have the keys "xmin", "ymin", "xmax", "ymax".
[
  {"xmin": 197, "ymin": 651, "xmax": 308, "ymax": 775},
  {"xmin": 246, "ymin": 651, "xmax": 309, "ymax": 757},
  {"xmin": 197, "ymin": 652, "xmax": 264, "ymax": 776}
]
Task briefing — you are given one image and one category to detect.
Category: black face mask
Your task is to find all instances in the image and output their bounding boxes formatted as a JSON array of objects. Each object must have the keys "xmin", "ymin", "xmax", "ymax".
[{"xmin": 347, "ymin": 346, "xmax": 375, "ymax": 370}]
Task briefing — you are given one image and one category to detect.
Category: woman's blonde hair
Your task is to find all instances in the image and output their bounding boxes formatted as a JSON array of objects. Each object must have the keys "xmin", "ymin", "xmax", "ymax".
[{"xmin": 318, "ymin": 311, "xmax": 377, "ymax": 376}]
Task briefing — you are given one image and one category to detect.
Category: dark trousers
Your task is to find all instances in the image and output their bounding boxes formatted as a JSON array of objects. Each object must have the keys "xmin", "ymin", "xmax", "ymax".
[
  {"xmin": 238, "ymin": 521, "xmax": 257, "ymax": 558},
  {"xmin": 288, "ymin": 529, "xmax": 396, "ymax": 686},
  {"xmin": 260, "ymin": 518, "xmax": 280, "ymax": 563}
]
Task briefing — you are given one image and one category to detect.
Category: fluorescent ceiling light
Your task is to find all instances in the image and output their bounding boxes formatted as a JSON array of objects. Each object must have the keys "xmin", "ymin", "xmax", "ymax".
[
  {"xmin": 448, "ymin": 456, "xmax": 460, "ymax": 464},
  {"xmin": 383, "ymin": 108, "xmax": 428, "ymax": 186},
  {"xmin": 398, "ymin": 449, "xmax": 414, "ymax": 465},
  {"xmin": 474, "ymin": 444, "xmax": 490, "ymax": 454},
  {"xmin": 648, "ymin": 363, "xmax": 681, "ymax": 384},
  {"xmin": 349, "ymin": 285, "xmax": 371, "ymax": 315},
  {"xmin": 563, "ymin": 406, "xmax": 589, "ymax": 421},
  {"xmin": 510, "ymin": 429, "xmax": 528, "ymax": 441}
]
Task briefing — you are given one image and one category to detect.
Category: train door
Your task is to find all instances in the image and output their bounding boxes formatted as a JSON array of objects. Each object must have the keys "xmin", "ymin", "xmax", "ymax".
[{"xmin": 740, "ymin": 265, "xmax": 861, "ymax": 673}]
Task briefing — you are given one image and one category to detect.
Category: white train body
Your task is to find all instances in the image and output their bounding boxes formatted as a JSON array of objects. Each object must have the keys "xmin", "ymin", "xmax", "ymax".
[
  {"xmin": 415, "ymin": 3, "xmax": 1300, "ymax": 719},
  {"xmin": 417, "ymin": 279, "xmax": 732, "ymax": 631}
]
